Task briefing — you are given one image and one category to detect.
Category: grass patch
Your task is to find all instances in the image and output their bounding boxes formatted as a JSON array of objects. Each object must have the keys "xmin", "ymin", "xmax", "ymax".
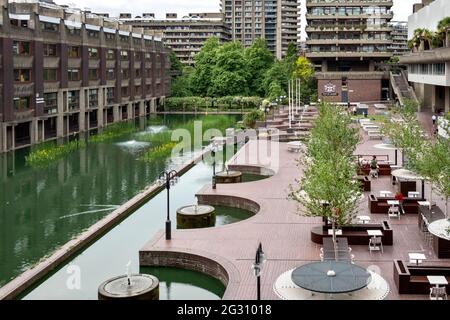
[{"xmin": 89, "ymin": 122, "xmax": 137, "ymax": 143}]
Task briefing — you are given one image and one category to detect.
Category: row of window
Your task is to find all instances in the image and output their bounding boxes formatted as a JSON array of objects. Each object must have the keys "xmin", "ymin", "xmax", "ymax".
[
  {"xmin": 12, "ymin": 41, "xmax": 160, "ymax": 61},
  {"xmin": 408, "ymin": 64, "xmax": 446, "ymax": 76}
]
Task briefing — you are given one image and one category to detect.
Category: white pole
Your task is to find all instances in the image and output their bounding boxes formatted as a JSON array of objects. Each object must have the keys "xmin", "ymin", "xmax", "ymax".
[{"xmin": 289, "ymin": 79, "xmax": 292, "ymax": 128}]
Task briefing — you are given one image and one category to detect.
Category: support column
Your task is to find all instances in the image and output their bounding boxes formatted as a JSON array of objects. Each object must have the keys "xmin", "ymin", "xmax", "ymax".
[
  {"xmin": 139, "ymin": 100, "xmax": 145, "ymax": 117},
  {"xmin": 57, "ymin": 91, "xmax": 65, "ymax": 138},
  {"xmin": 445, "ymin": 87, "xmax": 450, "ymax": 113},
  {"xmin": 113, "ymin": 105, "xmax": 120, "ymax": 123},
  {"xmin": 79, "ymin": 89, "xmax": 86, "ymax": 132},
  {"xmin": 0, "ymin": 124, "xmax": 4, "ymax": 153},
  {"xmin": 431, "ymin": 85, "xmax": 437, "ymax": 113},
  {"xmin": 98, "ymin": 88, "xmax": 105, "ymax": 128}
]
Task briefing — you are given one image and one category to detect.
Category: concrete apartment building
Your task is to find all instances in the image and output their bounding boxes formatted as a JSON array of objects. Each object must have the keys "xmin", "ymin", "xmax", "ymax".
[
  {"xmin": 121, "ymin": 13, "xmax": 231, "ymax": 66},
  {"xmin": 221, "ymin": 0, "xmax": 301, "ymax": 59},
  {"xmin": 0, "ymin": 0, "xmax": 170, "ymax": 153},
  {"xmin": 305, "ymin": 0, "xmax": 394, "ymax": 103},
  {"xmin": 389, "ymin": 21, "xmax": 409, "ymax": 56},
  {"xmin": 400, "ymin": 0, "xmax": 450, "ymax": 113}
]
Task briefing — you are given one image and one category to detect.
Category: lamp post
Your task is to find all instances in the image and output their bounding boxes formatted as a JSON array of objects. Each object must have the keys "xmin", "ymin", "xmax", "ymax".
[
  {"xmin": 157, "ymin": 170, "xmax": 179, "ymax": 240},
  {"xmin": 252, "ymin": 243, "xmax": 266, "ymax": 300}
]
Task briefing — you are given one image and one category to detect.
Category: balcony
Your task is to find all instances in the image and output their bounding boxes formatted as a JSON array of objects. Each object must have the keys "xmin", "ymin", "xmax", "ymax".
[
  {"xmin": 306, "ymin": 51, "xmax": 392, "ymax": 59},
  {"xmin": 306, "ymin": 39, "xmax": 393, "ymax": 45},
  {"xmin": 306, "ymin": 1, "xmax": 393, "ymax": 7}
]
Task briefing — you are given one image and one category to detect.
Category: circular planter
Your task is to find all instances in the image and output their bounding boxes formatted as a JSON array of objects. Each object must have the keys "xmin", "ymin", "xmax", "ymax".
[
  {"xmin": 215, "ymin": 170, "xmax": 242, "ymax": 184},
  {"xmin": 177, "ymin": 205, "xmax": 216, "ymax": 229},
  {"xmin": 98, "ymin": 274, "xmax": 159, "ymax": 300}
]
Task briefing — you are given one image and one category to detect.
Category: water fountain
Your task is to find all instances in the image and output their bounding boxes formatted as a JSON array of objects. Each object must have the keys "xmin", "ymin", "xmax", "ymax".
[
  {"xmin": 98, "ymin": 262, "xmax": 159, "ymax": 300},
  {"xmin": 177, "ymin": 204, "xmax": 216, "ymax": 229}
]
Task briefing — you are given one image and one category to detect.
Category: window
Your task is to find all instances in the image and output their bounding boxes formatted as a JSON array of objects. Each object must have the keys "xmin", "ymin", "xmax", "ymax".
[
  {"xmin": 120, "ymin": 35, "xmax": 129, "ymax": 42},
  {"xmin": 68, "ymin": 46, "xmax": 80, "ymax": 58},
  {"xmin": 43, "ymin": 43, "xmax": 57, "ymax": 56},
  {"xmin": 145, "ymin": 52, "xmax": 152, "ymax": 61},
  {"xmin": 66, "ymin": 27, "xmax": 81, "ymax": 36},
  {"xmin": 13, "ymin": 41, "xmax": 31, "ymax": 55},
  {"xmin": 134, "ymin": 52, "xmax": 141, "ymax": 60},
  {"xmin": 87, "ymin": 30, "xmax": 99, "ymax": 38},
  {"xmin": 89, "ymin": 68, "xmax": 99, "ymax": 80},
  {"xmin": 135, "ymin": 68, "xmax": 141, "ymax": 78},
  {"xmin": 145, "ymin": 68, "xmax": 152, "ymax": 78},
  {"xmin": 89, "ymin": 89, "xmax": 98, "ymax": 108},
  {"xmin": 135, "ymin": 85, "xmax": 141, "ymax": 95},
  {"xmin": 133, "ymin": 38, "xmax": 141, "ymax": 45},
  {"xmin": 106, "ymin": 68, "xmax": 115, "ymax": 80},
  {"xmin": 68, "ymin": 91, "xmax": 79, "ymax": 110},
  {"xmin": 68, "ymin": 69, "xmax": 81, "ymax": 81},
  {"xmin": 121, "ymin": 86, "xmax": 129, "ymax": 96},
  {"xmin": 107, "ymin": 88, "xmax": 115, "ymax": 104},
  {"xmin": 120, "ymin": 50, "xmax": 129, "ymax": 60},
  {"xmin": 121, "ymin": 69, "xmax": 130, "ymax": 79},
  {"xmin": 14, "ymin": 69, "xmax": 31, "ymax": 82},
  {"xmin": 41, "ymin": 22, "xmax": 59, "ymax": 32},
  {"xmin": 14, "ymin": 96, "xmax": 31, "ymax": 111},
  {"xmin": 88, "ymin": 47, "xmax": 99, "ymax": 59},
  {"xmin": 10, "ymin": 19, "xmax": 28, "ymax": 28},
  {"xmin": 106, "ymin": 49, "xmax": 115, "ymax": 60},
  {"xmin": 44, "ymin": 92, "xmax": 58, "ymax": 113},
  {"xmin": 43, "ymin": 69, "xmax": 58, "ymax": 82},
  {"xmin": 105, "ymin": 33, "xmax": 115, "ymax": 41}
]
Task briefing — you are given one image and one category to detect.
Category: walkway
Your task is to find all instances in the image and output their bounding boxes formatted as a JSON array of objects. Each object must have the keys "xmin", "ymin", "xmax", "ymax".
[{"xmin": 140, "ymin": 123, "xmax": 450, "ymax": 300}]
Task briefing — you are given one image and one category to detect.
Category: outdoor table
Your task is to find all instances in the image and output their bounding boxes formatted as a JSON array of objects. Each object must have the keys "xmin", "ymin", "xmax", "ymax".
[
  {"xmin": 427, "ymin": 219, "xmax": 450, "ymax": 259},
  {"xmin": 358, "ymin": 216, "xmax": 371, "ymax": 224},
  {"xmin": 387, "ymin": 200, "xmax": 400, "ymax": 206},
  {"xmin": 380, "ymin": 191, "xmax": 392, "ymax": 197},
  {"xmin": 408, "ymin": 192, "xmax": 420, "ymax": 198},
  {"xmin": 409, "ymin": 253, "xmax": 427, "ymax": 266},
  {"xmin": 291, "ymin": 261, "xmax": 371, "ymax": 295},
  {"xmin": 367, "ymin": 230, "xmax": 383, "ymax": 237},
  {"xmin": 427, "ymin": 276, "xmax": 448, "ymax": 288}
]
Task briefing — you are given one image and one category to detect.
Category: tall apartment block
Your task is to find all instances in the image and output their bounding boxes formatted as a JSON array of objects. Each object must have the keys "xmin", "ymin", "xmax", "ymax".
[
  {"xmin": 389, "ymin": 21, "xmax": 409, "ymax": 56},
  {"xmin": 121, "ymin": 13, "xmax": 231, "ymax": 66},
  {"xmin": 0, "ymin": 1, "xmax": 170, "ymax": 153},
  {"xmin": 221, "ymin": 0, "xmax": 301, "ymax": 59},
  {"xmin": 305, "ymin": 0, "xmax": 394, "ymax": 103}
]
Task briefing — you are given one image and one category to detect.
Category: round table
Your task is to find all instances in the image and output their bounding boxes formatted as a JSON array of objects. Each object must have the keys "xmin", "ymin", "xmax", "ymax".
[
  {"xmin": 428, "ymin": 219, "xmax": 450, "ymax": 240},
  {"xmin": 291, "ymin": 261, "xmax": 371, "ymax": 294}
]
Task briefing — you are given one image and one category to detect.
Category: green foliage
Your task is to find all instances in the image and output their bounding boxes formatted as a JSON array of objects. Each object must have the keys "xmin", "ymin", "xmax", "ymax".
[
  {"xmin": 293, "ymin": 56, "xmax": 315, "ymax": 82},
  {"xmin": 244, "ymin": 39, "xmax": 274, "ymax": 96},
  {"xmin": 169, "ymin": 51, "xmax": 183, "ymax": 76},
  {"xmin": 290, "ymin": 102, "xmax": 361, "ymax": 227},
  {"xmin": 243, "ymin": 109, "xmax": 265, "ymax": 129},
  {"xmin": 26, "ymin": 139, "xmax": 86, "ymax": 168},
  {"xmin": 89, "ymin": 122, "xmax": 137, "ymax": 143},
  {"xmin": 170, "ymin": 66, "xmax": 194, "ymax": 97},
  {"xmin": 138, "ymin": 142, "xmax": 178, "ymax": 163},
  {"xmin": 164, "ymin": 96, "xmax": 263, "ymax": 111}
]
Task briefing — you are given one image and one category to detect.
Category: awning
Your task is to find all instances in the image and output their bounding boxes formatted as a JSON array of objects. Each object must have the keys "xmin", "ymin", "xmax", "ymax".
[
  {"xmin": 9, "ymin": 14, "xmax": 30, "ymax": 20},
  {"xmin": 143, "ymin": 35, "xmax": 153, "ymax": 40},
  {"xmin": 103, "ymin": 27, "xmax": 116, "ymax": 34},
  {"xmin": 154, "ymin": 36, "xmax": 162, "ymax": 41},
  {"xmin": 64, "ymin": 20, "xmax": 82, "ymax": 29},
  {"xmin": 132, "ymin": 33, "xmax": 142, "ymax": 39},
  {"xmin": 118, "ymin": 30, "xmax": 130, "ymax": 36},
  {"xmin": 85, "ymin": 24, "xmax": 101, "ymax": 31},
  {"xmin": 39, "ymin": 15, "xmax": 61, "ymax": 24},
  {"xmin": 391, "ymin": 169, "xmax": 424, "ymax": 181}
]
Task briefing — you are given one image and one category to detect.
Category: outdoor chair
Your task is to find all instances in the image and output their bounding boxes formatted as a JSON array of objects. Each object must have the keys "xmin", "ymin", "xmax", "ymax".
[
  {"xmin": 369, "ymin": 237, "xmax": 384, "ymax": 254},
  {"xmin": 430, "ymin": 287, "xmax": 448, "ymax": 300},
  {"xmin": 370, "ymin": 169, "xmax": 379, "ymax": 179},
  {"xmin": 388, "ymin": 206, "xmax": 401, "ymax": 220}
]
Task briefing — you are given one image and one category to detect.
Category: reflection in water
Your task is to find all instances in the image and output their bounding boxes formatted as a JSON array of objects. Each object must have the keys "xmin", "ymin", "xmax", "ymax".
[
  {"xmin": 140, "ymin": 267, "xmax": 225, "ymax": 300},
  {"xmin": 115, "ymin": 140, "xmax": 151, "ymax": 153},
  {"xmin": 0, "ymin": 114, "xmax": 242, "ymax": 293}
]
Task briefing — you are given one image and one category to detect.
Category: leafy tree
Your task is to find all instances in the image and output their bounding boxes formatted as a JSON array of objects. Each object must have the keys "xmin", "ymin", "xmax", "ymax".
[
  {"xmin": 169, "ymin": 51, "xmax": 183, "ymax": 77},
  {"xmin": 262, "ymin": 60, "xmax": 289, "ymax": 99},
  {"xmin": 293, "ymin": 56, "xmax": 315, "ymax": 82},
  {"xmin": 290, "ymin": 103, "xmax": 361, "ymax": 258},
  {"xmin": 169, "ymin": 66, "xmax": 194, "ymax": 97},
  {"xmin": 244, "ymin": 39, "xmax": 274, "ymax": 96},
  {"xmin": 190, "ymin": 37, "xmax": 220, "ymax": 96}
]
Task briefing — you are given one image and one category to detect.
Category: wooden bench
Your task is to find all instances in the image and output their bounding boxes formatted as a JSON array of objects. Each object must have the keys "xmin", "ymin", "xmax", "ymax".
[
  {"xmin": 358, "ymin": 164, "xmax": 392, "ymax": 176},
  {"xmin": 394, "ymin": 260, "xmax": 450, "ymax": 294},
  {"xmin": 369, "ymin": 195, "xmax": 425, "ymax": 214},
  {"xmin": 355, "ymin": 176, "xmax": 371, "ymax": 192},
  {"xmin": 311, "ymin": 221, "xmax": 393, "ymax": 245}
]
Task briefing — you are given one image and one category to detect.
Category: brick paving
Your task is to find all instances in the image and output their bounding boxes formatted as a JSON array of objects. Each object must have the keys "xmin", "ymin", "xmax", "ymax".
[{"xmin": 140, "ymin": 109, "xmax": 450, "ymax": 300}]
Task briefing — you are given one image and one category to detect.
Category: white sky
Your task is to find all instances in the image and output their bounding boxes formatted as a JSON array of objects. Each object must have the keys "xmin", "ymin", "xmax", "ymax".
[{"xmin": 55, "ymin": 0, "xmax": 419, "ymax": 39}]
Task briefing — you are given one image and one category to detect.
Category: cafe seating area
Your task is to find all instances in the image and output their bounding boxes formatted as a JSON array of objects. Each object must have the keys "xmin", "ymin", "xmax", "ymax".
[{"xmin": 368, "ymin": 194, "xmax": 425, "ymax": 214}]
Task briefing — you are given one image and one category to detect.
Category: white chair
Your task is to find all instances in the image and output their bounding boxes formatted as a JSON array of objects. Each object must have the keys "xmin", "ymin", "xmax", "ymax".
[
  {"xmin": 430, "ymin": 286, "xmax": 448, "ymax": 300},
  {"xmin": 388, "ymin": 206, "xmax": 401, "ymax": 220},
  {"xmin": 369, "ymin": 237, "xmax": 384, "ymax": 254}
]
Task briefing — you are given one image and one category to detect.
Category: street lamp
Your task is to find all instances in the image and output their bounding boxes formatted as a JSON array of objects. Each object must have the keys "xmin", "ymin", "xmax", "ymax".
[
  {"xmin": 157, "ymin": 170, "xmax": 179, "ymax": 240},
  {"xmin": 251, "ymin": 243, "xmax": 266, "ymax": 300}
]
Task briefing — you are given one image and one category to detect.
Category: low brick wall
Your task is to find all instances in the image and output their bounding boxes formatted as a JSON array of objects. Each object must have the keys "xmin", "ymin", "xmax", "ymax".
[
  {"xmin": 196, "ymin": 194, "xmax": 260, "ymax": 215},
  {"xmin": 227, "ymin": 164, "xmax": 275, "ymax": 177}
]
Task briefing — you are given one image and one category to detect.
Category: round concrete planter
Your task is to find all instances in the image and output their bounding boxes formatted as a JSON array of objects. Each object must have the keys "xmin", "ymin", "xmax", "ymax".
[
  {"xmin": 177, "ymin": 205, "xmax": 216, "ymax": 229},
  {"xmin": 215, "ymin": 170, "xmax": 242, "ymax": 184},
  {"xmin": 98, "ymin": 274, "xmax": 159, "ymax": 300}
]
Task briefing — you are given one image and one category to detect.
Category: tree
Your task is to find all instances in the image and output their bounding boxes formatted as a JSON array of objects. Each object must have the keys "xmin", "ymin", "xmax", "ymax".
[
  {"xmin": 293, "ymin": 56, "xmax": 314, "ymax": 82},
  {"xmin": 262, "ymin": 61, "xmax": 289, "ymax": 99},
  {"xmin": 169, "ymin": 51, "xmax": 183, "ymax": 77},
  {"xmin": 290, "ymin": 103, "xmax": 361, "ymax": 259},
  {"xmin": 244, "ymin": 38, "xmax": 274, "ymax": 96},
  {"xmin": 190, "ymin": 37, "xmax": 220, "ymax": 96},
  {"xmin": 169, "ymin": 66, "xmax": 194, "ymax": 97}
]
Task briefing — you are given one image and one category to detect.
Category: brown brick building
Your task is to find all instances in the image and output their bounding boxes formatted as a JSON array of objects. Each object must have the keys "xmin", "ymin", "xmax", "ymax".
[
  {"xmin": 0, "ymin": 1, "xmax": 170, "ymax": 153},
  {"xmin": 305, "ymin": 0, "xmax": 394, "ymax": 103}
]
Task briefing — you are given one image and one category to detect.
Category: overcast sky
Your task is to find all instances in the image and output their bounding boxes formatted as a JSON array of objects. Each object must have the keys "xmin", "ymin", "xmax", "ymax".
[{"xmin": 55, "ymin": 0, "xmax": 419, "ymax": 39}]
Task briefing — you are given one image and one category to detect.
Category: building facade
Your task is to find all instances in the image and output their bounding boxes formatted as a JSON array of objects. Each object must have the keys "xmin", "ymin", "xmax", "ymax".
[
  {"xmin": 0, "ymin": 1, "xmax": 170, "ymax": 153},
  {"xmin": 400, "ymin": 0, "xmax": 450, "ymax": 113},
  {"xmin": 121, "ymin": 13, "xmax": 231, "ymax": 66},
  {"xmin": 221, "ymin": 0, "xmax": 301, "ymax": 59},
  {"xmin": 305, "ymin": 0, "xmax": 394, "ymax": 103},
  {"xmin": 389, "ymin": 21, "xmax": 409, "ymax": 56}
]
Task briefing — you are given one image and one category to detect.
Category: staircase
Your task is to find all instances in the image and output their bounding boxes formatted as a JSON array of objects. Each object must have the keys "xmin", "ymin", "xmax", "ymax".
[{"xmin": 390, "ymin": 71, "xmax": 420, "ymax": 107}]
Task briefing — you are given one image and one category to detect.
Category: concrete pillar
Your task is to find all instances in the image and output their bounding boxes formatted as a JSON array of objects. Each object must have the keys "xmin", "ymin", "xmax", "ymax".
[
  {"xmin": 79, "ymin": 89, "xmax": 86, "ymax": 131},
  {"xmin": 57, "ymin": 91, "xmax": 65, "ymax": 138},
  {"xmin": 321, "ymin": 60, "xmax": 328, "ymax": 72},
  {"xmin": 127, "ymin": 103, "xmax": 132, "ymax": 120},
  {"xmin": 98, "ymin": 88, "xmax": 105, "ymax": 128},
  {"xmin": 369, "ymin": 61, "xmax": 375, "ymax": 72},
  {"xmin": 431, "ymin": 85, "xmax": 437, "ymax": 113},
  {"xmin": 139, "ymin": 100, "xmax": 145, "ymax": 117},
  {"xmin": 11, "ymin": 125, "xmax": 15, "ymax": 150},
  {"xmin": 0, "ymin": 124, "xmax": 4, "ymax": 153},
  {"xmin": 113, "ymin": 105, "xmax": 120, "ymax": 123},
  {"xmin": 30, "ymin": 119, "xmax": 37, "ymax": 145}
]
